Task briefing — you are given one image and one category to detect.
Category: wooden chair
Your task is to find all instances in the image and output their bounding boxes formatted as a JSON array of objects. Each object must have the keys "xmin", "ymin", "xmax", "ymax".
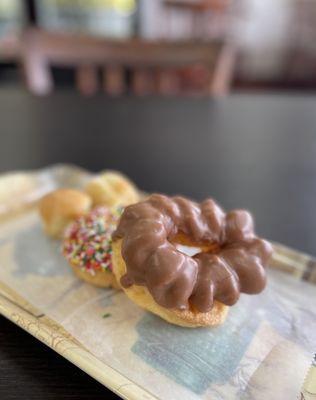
[{"xmin": 21, "ymin": 28, "xmax": 235, "ymax": 96}]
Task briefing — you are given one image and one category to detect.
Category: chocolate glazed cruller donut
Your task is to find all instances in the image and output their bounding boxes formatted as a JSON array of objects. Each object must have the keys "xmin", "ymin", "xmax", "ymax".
[{"xmin": 112, "ymin": 194, "xmax": 273, "ymax": 324}]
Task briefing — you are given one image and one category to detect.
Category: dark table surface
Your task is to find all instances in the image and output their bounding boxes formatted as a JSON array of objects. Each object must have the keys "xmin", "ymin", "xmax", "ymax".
[{"xmin": 1, "ymin": 88, "xmax": 316, "ymax": 399}]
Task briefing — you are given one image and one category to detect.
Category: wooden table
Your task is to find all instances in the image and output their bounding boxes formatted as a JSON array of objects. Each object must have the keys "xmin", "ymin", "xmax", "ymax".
[{"xmin": 0, "ymin": 88, "xmax": 316, "ymax": 399}]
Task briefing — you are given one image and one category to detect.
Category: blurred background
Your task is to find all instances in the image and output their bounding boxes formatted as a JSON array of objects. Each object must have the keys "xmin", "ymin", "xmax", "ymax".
[
  {"xmin": 1, "ymin": 3, "xmax": 316, "ymax": 399},
  {"xmin": 1, "ymin": 0, "xmax": 316, "ymax": 95},
  {"xmin": 1, "ymin": 0, "xmax": 316, "ymax": 253}
]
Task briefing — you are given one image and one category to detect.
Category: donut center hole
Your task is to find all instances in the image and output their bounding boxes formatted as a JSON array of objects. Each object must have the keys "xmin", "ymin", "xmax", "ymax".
[
  {"xmin": 172, "ymin": 233, "xmax": 220, "ymax": 257},
  {"xmin": 175, "ymin": 244, "xmax": 202, "ymax": 257}
]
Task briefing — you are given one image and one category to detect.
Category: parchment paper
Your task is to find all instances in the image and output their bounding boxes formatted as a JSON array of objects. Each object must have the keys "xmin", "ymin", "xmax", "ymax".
[{"xmin": 0, "ymin": 165, "xmax": 315, "ymax": 400}]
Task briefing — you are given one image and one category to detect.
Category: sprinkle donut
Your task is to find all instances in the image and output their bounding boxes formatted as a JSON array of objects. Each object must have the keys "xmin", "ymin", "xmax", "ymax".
[{"xmin": 63, "ymin": 206, "xmax": 122, "ymax": 288}]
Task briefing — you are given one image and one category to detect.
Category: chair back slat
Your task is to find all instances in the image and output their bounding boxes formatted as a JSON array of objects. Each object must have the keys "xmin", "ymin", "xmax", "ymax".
[{"xmin": 21, "ymin": 28, "xmax": 234, "ymax": 96}]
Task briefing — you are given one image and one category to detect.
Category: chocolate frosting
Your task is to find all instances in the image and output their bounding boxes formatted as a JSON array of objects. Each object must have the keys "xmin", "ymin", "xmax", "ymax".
[{"xmin": 113, "ymin": 194, "xmax": 273, "ymax": 312}]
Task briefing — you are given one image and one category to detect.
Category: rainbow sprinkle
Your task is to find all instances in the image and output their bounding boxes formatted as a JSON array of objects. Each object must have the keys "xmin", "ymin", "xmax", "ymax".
[{"xmin": 62, "ymin": 206, "xmax": 122, "ymax": 275}]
